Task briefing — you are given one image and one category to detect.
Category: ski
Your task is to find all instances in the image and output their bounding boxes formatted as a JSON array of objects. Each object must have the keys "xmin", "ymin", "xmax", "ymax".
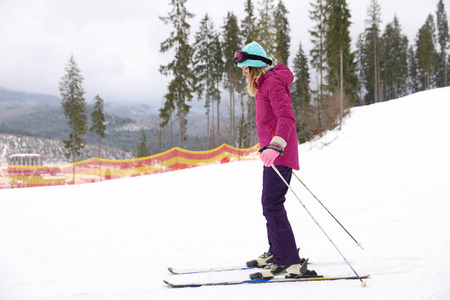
[
  {"xmin": 163, "ymin": 274, "xmax": 369, "ymax": 288},
  {"xmin": 168, "ymin": 258, "xmax": 309, "ymax": 275},
  {"xmin": 168, "ymin": 266, "xmax": 261, "ymax": 275}
]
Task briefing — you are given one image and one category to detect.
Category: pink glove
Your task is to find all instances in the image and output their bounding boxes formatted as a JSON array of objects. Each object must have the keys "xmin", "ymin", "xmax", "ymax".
[{"xmin": 260, "ymin": 149, "xmax": 280, "ymax": 167}]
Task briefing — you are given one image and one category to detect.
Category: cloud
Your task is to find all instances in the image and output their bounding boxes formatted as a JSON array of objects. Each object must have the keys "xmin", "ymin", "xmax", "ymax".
[{"xmin": 0, "ymin": 0, "xmax": 446, "ymax": 107}]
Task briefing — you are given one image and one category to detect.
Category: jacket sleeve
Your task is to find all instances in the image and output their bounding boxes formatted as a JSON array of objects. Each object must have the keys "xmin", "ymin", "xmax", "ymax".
[{"xmin": 266, "ymin": 76, "xmax": 296, "ymax": 143}]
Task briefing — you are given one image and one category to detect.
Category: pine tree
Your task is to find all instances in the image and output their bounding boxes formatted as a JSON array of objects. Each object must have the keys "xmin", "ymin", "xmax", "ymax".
[
  {"xmin": 274, "ymin": 0, "xmax": 291, "ymax": 65},
  {"xmin": 416, "ymin": 17, "xmax": 435, "ymax": 90},
  {"xmin": 292, "ymin": 42, "xmax": 311, "ymax": 112},
  {"xmin": 355, "ymin": 33, "xmax": 365, "ymax": 105},
  {"xmin": 137, "ymin": 131, "xmax": 151, "ymax": 158},
  {"xmin": 222, "ymin": 11, "xmax": 243, "ymax": 144},
  {"xmin": 193, "ymin": 14, "xmax": 218, "ymax": 149},
  {"xmin": 59, "ymin": 55, "xmax": 88, "ymax": 162},
  {"xmin": 325, "ymin": 0, "xmax": 357, "ymax": 123},
  {"xmin": 159, "ymin": 0, "xmax": 195, "ymax": 148},
  {"xmin": 241, "ymin": 0, "xmax": 258, "ymax": 45},
  {"xmin": 292, "ymin": 42, "xmax": 313, "ymax": 143},
  {"xmin": 366, "ymin": 0, "xmax": 381, "ymax": 102},
  {"xmin": 426, "ymin": 14, "xmax": 439, "ymax": 88},
  {"xmin": 256, "ymin": 0, "xmax": 276, "ymax": 59},
  {"xmin": 358, "ymin": 33, "xmax": 373, "ymax": 104},
  {"xmin": 408, "ymin": 45, "xmax": 420, "ymax": 93},
  {"xmin": 89, "ymin": 95, "xmax": 106, "ymax": 157},
  {"xmin": 309, "ymin": 0, "xmax": 328, "ymax": 128},
  {"xmin": 240, "ymin": 0, "xmax": 258, "ymax": 147},
  {"xmin": 380, "ymin": 16, "xmax": 409, "ymax": 100},
  {"xmin": 426, "ymin": 14, "xmax": 438, "ymax": 44},
  {"xmin": 358, "ymin": 0, "xmax": 382, "ymax": 104},
  {"xmin": 436, "ymin": 0, "xmax": 449, "ymax": 87},
  {"xmin": 210, "ymin": 33, "xmax": 224, "ymax": 147}
]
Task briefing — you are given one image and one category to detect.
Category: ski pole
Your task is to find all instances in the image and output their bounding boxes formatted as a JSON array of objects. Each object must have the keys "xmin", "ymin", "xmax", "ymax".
[
  {"xmin": 292, "ymin": 172, "xmax": 364, "ymax": 250},
  {"xmin": 271, "ymin": 165, "xmax": 367, "ymax": 287}
]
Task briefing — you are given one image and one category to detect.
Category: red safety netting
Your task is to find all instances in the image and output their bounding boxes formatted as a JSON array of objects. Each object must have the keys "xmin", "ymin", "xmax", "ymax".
[{"xmin": 0, "ymin": 144, "xmax": 260, "ymax": 189}]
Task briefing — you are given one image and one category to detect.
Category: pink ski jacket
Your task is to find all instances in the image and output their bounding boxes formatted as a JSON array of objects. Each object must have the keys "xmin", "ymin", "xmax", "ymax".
[{"xmin": 256, "ymin": 62, "xmax": 299, "ymax": 170}]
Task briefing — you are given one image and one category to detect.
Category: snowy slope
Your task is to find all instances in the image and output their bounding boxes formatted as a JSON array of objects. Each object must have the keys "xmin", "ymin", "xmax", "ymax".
[{"xmin": 1, "ymin": 88, "xmax": 450, "ymax": 299}]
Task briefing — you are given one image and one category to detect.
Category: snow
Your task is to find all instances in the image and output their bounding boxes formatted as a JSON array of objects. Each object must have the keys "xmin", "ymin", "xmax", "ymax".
[{"xmin": 1, "ymin": 87, "xmax": 450, "ymax": 299}]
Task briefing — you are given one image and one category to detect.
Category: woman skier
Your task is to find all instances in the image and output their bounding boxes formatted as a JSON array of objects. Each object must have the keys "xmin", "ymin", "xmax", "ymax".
[{"xmin": 234, "ymin": 41, "xmax": 304, "ymax": 279}]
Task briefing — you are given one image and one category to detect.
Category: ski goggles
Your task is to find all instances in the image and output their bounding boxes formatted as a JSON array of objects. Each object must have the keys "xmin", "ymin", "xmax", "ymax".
[{"xmin": 234, "ymin": 51, "xmax": 273, "ymax": 65}]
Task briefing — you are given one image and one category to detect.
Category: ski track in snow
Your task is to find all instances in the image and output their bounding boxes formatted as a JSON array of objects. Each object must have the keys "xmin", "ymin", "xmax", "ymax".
[{"xmin": 1, "ymin": 87, "xmax": 450, "ymax": 299}]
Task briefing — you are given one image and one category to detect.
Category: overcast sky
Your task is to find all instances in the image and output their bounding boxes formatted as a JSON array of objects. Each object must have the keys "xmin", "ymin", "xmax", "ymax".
[{"xmin": 0, "ymin": 0, "xmax": 445, "ymax": 108}]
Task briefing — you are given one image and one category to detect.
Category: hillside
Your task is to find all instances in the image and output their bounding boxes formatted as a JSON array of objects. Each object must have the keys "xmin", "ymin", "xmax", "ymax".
[
  {"xmin": 0, "ymin": 88, "xmax": 449, "ymax": 299},
  {"xmin": 0, "ymin": 88, "xmax": 208, "ymax": 160}
]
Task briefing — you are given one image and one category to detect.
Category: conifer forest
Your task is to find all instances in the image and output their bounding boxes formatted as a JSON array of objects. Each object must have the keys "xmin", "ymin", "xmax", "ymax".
[{"xmin": 157, "ymin": 0, "xmax": 449, "ymax": 149}]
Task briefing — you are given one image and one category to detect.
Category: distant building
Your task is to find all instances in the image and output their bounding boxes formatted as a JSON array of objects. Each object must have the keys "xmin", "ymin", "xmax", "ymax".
[{"xmin": 8, "ymin": 154, "xmax": 43, "ymax": 166}]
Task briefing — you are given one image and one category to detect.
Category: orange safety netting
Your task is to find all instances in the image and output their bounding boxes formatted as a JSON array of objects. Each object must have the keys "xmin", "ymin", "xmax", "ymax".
[{"xmin": 0, "ymin": 144, "xmax": 260, "ymax": 189}]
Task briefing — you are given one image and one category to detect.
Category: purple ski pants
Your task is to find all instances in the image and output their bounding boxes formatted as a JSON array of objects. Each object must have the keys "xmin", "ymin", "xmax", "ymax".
[{"xmin": 262, "ymin": 165, "xmax": 301, "ymax": 265}]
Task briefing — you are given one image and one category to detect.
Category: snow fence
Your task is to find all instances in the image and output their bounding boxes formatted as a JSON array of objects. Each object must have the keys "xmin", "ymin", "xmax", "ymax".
[{"xmin": 0, "ymin": 144, "xmax": 260, "ymax": 189}]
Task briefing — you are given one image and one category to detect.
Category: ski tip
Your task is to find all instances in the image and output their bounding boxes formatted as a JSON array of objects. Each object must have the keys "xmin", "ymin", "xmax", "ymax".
[
  {"xmin": 163, "ymin": 280, "xmax": 202, "ymax": 288},
  {"xmin": 168, "ymin": 267, "xmax": 175, "ymax": 274},
  {"xmin": 164, "ymin": 280, "xmax": 181, "ymax": 288}
]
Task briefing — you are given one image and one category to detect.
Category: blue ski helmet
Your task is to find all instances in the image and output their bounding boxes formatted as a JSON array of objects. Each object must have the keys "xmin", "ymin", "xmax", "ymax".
[{"xmin": 235, "ymin": 41, "xmax": 271, "ymax": 68}]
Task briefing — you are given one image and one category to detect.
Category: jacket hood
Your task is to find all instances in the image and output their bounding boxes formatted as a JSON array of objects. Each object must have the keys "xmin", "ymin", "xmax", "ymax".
[{"xmin": 259, "ymin": 62, "xmax": 294, "ymax": 88}]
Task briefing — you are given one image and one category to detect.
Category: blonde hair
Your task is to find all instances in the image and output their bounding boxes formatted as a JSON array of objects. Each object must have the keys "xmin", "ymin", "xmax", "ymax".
[{"xmin": 247, "ymin": 66, "xmax": 268, "ymax": 97}]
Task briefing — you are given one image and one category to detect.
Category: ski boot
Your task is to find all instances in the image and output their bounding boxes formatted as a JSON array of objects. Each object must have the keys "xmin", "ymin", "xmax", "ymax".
[
  {"xmin": 250, "ymin": 258, "xmax": 310, "ymax": 279},
  {"xmin": 246, "ymin": 251, "xmax": 274, "ymax": 268}
]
